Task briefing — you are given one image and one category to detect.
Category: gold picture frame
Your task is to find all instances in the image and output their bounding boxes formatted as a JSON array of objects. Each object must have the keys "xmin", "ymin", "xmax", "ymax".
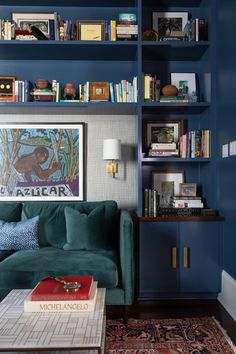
[
  {"xmin": 76, "ymin": 20, "xmax": 106, "ymax": 41},
  {"xmin": 89, "ymin": 82, "xmax": 109, "ymax": 102}
]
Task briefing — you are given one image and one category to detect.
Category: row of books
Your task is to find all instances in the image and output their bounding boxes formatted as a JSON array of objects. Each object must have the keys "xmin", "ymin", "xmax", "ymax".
[
  {"xmin": 1, "ymin": 78, "xmax": 138, "ymax": 103},
  {"xmin": 143, "ymin": 189, "xmax": 160, "ymax": 217},
  {"xmin": 143, "ymin": 74, "xmax": 160, "ymax": 102},
  {"xmin": 184, "ymin": 18, "xmax": 208, "ymax": 42},
  {"xmin": 24, "ymin": 275, "xmax": 97, "ymax": 313},
  {"xmin": 179, "ymin": 130, "xmax": 210, "ymax": 158},
  {"xmin": 0, "ymin": 16, "xmax": 138, "ymax": 41}
]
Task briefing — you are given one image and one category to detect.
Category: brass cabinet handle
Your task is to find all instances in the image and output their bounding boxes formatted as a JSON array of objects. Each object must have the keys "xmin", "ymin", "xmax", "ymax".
[
  {"xmin": 171, "ymin": 247, "xmax": 177, "ymax": 269},
  {"xmin": 183, "ymin": 247, "xmax": 190, "ymax": 268}
]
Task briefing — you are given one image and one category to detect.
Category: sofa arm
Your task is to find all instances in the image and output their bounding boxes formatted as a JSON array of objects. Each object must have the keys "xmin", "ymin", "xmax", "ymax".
[{"xmin": 119, "ymin": 209, "xmax": 134, "ymax": 304}]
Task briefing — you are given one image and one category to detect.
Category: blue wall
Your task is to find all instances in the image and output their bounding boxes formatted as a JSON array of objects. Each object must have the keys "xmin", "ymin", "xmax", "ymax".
[{"xmin": 217, "ymin": 0, "xmax": 236, "ymax": 279}]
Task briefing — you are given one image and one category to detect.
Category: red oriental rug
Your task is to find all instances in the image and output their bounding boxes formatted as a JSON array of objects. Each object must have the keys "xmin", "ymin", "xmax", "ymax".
[{"xmin": 106, "ymin": 317, "xmax": 235, "ymax": 354}]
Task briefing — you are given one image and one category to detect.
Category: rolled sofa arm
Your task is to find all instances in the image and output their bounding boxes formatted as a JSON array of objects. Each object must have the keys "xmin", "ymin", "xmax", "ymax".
[{"xmin": 119, "ymin": 209, "xmax": 135, "ymax": 304}]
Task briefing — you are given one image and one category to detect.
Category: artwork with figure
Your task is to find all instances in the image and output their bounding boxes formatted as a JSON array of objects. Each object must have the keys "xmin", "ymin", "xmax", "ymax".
[
  {"xmin": 0, "ymin": 124, "xmax": 84, "ymax": 200},
  {"xmin": 151, "ymin": 126, "xmax": 175, "ymax": 143}
]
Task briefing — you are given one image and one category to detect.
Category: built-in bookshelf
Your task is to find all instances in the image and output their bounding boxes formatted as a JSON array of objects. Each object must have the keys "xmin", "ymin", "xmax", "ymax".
[{"xmin": 0, "ymin": 0, "xmax": 223, "ymax": 300}]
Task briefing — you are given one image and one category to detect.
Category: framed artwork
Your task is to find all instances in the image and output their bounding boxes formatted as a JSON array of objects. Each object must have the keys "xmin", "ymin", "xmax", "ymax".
[
  {"xmin": 76, "ymin": 20, "xmax": 106, "ymax": 40},
  {"xmin": 0, "ymin": 76, "xmax": 16, "ymax": 102},
  {"xmin": 11, "ymin": 12, "xmax": 55, "ymax": 38},
  {"xmin": 179, "ymin": 183, "xmax": 197, "ymax": 197},
  {"xmin": 152, "ymin": 171, "xmax": 184, "ymax": 207},
  {"xmin": 0, "ymin": 123, "xmax": 85, "ymax": 201},
  {"xmin": 143, "ymin": 120, "xmax": 184, "ymax": 150},
  {"xmin": 89, "ymin": 82, "xmax": 109, "ymax": 101},
  {"xmin": 152, "ymin": 12, "xmax": 188, "ymax": 39},
  {"xmin": 171, "ymin": 73, "xmax": 197, "ymax": 98}
]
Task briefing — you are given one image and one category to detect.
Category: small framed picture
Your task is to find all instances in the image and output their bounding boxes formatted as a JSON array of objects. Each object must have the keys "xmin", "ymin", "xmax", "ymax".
[
  {"xmin": 11, "ymin": 12, "xmax": 55, "ymax": 38},
  {"xmin": 179, "ymin": 183, "xmax": 197, "ymax": 197},
  {"xmin": 153, "ymin": 12, "xmax": 188, "ymax": 39},
  {"xmin": 76, "ymin": 20, "xmax": 106, "ymax": 41},
  {"xmin": 89, "ymin": 82, "xmax": 109, "ymax": 101},
  {"xmin": 0, "ymin": 76, "xmax": 16, "ymax": 102},
  {"xmin": 152, "ymin": 171, "xmax": 184, "ymax": 207},
  {"xmin": 171, "ymin": 73, "xmax": 197, "ymax": 98},
  {"xmin": 143, "ymin": 119, "xmax": 184, "ymax": 150}
]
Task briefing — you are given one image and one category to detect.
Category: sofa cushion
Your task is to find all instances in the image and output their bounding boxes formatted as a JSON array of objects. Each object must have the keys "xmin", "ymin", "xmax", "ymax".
[
  {"xmin": 0, "ymin": 202, "xmax": 22, "ymax": 222},
  {"xmin": 0, "ymin": 250, "xmax": 15, "ymax": 262},
  {"xmin": 0, "ymin": 216, "xmax": 40, "ymax": 250},
  {"xmin": 0, "ymin": 246, "xmax": 118, "ymax": 289},
  {"xmin": 63, "ymin": 206, "xmax": 106, "ymax": 251},
  {"xmin": 21, "ymin": 201, "xmax": 118, "ymax": 248}
]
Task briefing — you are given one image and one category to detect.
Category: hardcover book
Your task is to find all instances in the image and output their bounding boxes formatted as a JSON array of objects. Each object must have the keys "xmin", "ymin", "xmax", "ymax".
[
  {"xmin": 24, "ymin": 281, "xmax": 98, "ymax": 313},
  {"xmin": 29, "ymin": 275, "xmax": 94, "ymax": 301}
]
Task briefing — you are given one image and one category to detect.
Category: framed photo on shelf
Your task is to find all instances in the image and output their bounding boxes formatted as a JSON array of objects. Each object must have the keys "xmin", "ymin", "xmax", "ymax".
[
  {"xmin": 0, "ymin": 123, "xmax": 85, "ymax": 201},
  {"xmin": 179, "ymin": 183, "xmax": 197, "ymax": 197},
  {"xmin": 152, "ymin": 171, "xmax": 184, "ymax": 207},
  {"xmin": 0, "ymin": 76, "xmax": 16, "ymax": 102},
  {"xmin": 76, "ymin": 20, "xmax": 106, "ymax": 40},
  {"xmin": 89, "ymin": 82, "xmax": 109, "ymax": 101},
  {"xmin": 11, "ymin": 12, "xmax": 55, "ymax": 38},
  {"xmin": 143, "ymin": 119, "xmax": 184, "ymax": 150},
  {"xmin": 171, "ymin": 73, "xmax": 197, "ymax": 98},
  {"xmin": 152, "ymin": 12, "xmax": 188, "ymax": 39}
]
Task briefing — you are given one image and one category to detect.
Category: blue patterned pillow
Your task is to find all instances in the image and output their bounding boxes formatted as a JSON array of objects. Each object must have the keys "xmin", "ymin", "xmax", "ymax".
[{"xmin": 0, "ymin": 216, "xmax": 40, "ymax": 250}]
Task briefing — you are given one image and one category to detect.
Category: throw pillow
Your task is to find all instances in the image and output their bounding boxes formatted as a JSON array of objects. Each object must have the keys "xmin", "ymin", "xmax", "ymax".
[
  {"xmin": 63, "ymin": 205, "xmax": 105, "ymax": 251},
  {"xmin": 0, "ymin": 216, "xmax": 40, "ymax": 250}
]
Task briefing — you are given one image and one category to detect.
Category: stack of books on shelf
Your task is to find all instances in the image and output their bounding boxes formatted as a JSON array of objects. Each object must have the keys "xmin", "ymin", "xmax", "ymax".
[
  {"xmin": 179, "ymin": 130, "xmax": 210, "ymax": 158},
  {"xmin": 143, "ymin": 188, "xmax": 160, "ymax": 217},
  {"xmin": 116, "ymin": 13, "xmax": 138, "ymax": 41},
  {"xmin": 170, "ymin": 196, "xmax": 204, "ymax": 209},
  {"xmin": 159, "ymin": 96, "xmax": 191, "ymax": 103},
  {"xmin": 24, "ymin": 275, "xmax": 97, "ymax": 313},
  {"xmin": 148, "ymin": 142, "xmax": 179, "ymax": 157}
]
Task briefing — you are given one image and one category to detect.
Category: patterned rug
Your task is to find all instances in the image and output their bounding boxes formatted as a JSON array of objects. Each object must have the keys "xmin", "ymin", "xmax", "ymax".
[{"xmin": 106, "ymin": 317, "xmax": 236, "ymax": 354}]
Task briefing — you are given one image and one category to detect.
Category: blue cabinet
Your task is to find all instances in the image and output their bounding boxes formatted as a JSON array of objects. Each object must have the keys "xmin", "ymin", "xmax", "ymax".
[{"xmin": 139, "ymin": 220, "xmax": 222, "ymax": 299}]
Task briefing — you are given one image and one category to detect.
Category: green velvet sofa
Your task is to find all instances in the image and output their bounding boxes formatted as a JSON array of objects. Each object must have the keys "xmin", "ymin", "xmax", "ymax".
[{"xmin": 0, "ymin": 200, "xmax": 134, "ymax": 305}]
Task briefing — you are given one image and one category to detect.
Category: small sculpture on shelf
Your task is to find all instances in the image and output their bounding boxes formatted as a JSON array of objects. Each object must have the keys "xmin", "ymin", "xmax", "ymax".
[{"xmin": 63, "ymin": 82, "xmax": 77, "ymax": 100}]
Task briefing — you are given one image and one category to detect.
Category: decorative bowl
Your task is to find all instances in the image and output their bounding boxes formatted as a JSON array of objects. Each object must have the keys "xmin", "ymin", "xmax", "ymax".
[{"xmin": 162, "ymin": 84, "xmax": 178, "ymax": 97}]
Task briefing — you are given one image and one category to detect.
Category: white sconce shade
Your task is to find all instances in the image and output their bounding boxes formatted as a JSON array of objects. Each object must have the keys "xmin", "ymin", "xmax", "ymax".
[{"xmin": 103, "ymin": 139, "xmax": 121, "ymax": 160}]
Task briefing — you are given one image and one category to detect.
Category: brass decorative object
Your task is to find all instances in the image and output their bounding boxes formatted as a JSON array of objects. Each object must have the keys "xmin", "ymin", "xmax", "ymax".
[{"xmin": 142, "ymin": 30, "xmax": 158, "ymax": 41}]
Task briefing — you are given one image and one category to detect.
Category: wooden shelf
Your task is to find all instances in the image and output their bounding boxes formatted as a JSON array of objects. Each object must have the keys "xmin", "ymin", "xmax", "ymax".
[{"xmin": 137, "ymin": 215, "xmax": 224, "ymax": 222}]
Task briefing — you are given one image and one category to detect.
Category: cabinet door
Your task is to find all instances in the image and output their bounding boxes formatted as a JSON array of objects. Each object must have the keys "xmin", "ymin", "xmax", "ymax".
[
  {"xmin": 139, "ymin": 222, "xmax": 179, "ymax": 297},
  {"xmin": 179, "ymin": 222, "xmax": 222, "ymax": 293}
]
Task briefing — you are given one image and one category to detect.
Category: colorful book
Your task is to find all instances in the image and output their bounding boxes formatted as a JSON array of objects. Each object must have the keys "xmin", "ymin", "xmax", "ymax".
[
  {"xmin": 29, "ymin": 275, "xmax": 94, "ymax": 301},
  {"xmin": 24, "ymin": 281, "xmax": 98, "ymax": 313}
]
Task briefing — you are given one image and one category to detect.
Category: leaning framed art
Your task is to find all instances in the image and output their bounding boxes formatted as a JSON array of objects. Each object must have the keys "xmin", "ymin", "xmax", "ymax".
[{"xmin": 0, "ymin": 123, "xmax": 85, "ymax": 201}]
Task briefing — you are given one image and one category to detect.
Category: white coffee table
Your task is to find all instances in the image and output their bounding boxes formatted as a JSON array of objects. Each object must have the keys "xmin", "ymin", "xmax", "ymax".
[{"xmin": 0, "ymin": 288, "xmax": 106, "ymax": 354}]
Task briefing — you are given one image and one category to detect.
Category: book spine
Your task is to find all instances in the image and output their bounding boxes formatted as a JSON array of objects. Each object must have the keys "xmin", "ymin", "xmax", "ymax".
[
  {"xmin": 49, "ymin": 19, "xmax": 55, "ymax": 40},
  {"xmin": 25, "ymin": 286, "xmax": 97, "ymax": 313}
]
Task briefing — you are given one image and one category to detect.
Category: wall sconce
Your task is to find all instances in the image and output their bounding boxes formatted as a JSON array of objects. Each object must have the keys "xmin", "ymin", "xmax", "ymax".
[{"xmin": 103, "ymin": 139, "xmax": 121, "ymax": 178}]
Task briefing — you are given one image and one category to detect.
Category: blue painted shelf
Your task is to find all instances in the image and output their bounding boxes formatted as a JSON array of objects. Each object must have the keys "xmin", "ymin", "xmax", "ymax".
[
  {"xmin": 142, "ymin": 102, "xmax": 210, "ymax": 114},
  {"xmin": 0, "ymin": 0, "xmax": 136, "ymax": 6},
  {"xmin": 142, "ymin": 41, "xmax": 210, "ymax": 61},
  {"xmin": 0, "ymin": 40, "xmax": 138, "ymax": 60},
  {"xmin": 0, "ymin": 102, "xmax": 137, "ymax": 115},
  {"xmin": 141, "ymin": 158, "xmax": 211, "ymax": 163}
]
